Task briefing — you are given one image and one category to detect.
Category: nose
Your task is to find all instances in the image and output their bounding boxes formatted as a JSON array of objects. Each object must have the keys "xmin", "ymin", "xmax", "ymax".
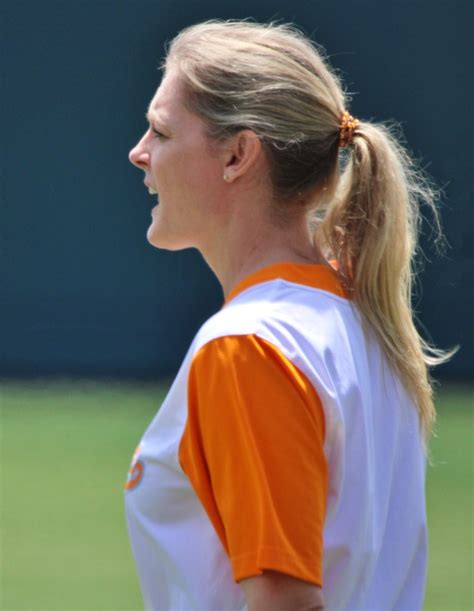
[{"xmin": 129, "ymin": 134, "xmax": 150, "ymax": 169}]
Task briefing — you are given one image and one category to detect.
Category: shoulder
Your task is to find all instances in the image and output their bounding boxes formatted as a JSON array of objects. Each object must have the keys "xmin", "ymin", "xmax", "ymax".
[
  {"xmin": 193, "ymin": 277, "xmax": 354, "ymax": 357},
  {"xmin": 194, "ymin": 296, "xmax": 272, "ymax": 349}
]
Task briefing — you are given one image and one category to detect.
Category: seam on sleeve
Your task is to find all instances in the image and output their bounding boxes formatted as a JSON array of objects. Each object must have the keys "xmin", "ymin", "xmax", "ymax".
[{"xmin": 232, "ymin": 545, "xmax": 323, "ymax": 587}]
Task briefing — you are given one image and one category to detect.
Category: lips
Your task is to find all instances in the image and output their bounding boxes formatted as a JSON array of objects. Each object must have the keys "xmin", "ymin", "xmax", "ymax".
[
  {"xmin": 144, "ymin": 178, "xmax": 158, "ymax": 196},
  {"xmin": 146, "ymin": 184, "xmax": 159, "ymax": 206}
]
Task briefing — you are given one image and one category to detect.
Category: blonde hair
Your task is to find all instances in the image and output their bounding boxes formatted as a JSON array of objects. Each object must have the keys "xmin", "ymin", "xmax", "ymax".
[{"xmin": 164, "ymin": 19, "xmax": 453, "ymax": 451}]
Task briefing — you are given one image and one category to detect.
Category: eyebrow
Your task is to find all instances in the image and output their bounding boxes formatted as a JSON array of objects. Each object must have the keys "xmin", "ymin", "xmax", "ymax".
[
  {"xmin": 145, "ymin": 110, "xmax": 155, "ymax": 124},
  {"xmin": 146, "ymin": 110, "xmax": 172, "ymax": 129}
]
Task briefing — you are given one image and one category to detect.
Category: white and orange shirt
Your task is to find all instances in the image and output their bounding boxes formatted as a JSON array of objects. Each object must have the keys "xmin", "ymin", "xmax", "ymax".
[{"xmin": 124, "ymin": 263, "xmax": 428, "ymax": 611}]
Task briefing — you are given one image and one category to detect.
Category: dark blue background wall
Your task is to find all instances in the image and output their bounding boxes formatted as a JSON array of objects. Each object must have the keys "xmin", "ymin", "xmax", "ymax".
[{"xmin": 2, "ymin": 0, "xmax": 472, "ymax": 379}]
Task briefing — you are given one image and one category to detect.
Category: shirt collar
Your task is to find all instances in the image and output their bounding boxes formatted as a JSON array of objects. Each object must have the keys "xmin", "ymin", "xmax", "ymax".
[{"xmin": 224, "ymin": 261, "xmax": 351, "ymax": 305}]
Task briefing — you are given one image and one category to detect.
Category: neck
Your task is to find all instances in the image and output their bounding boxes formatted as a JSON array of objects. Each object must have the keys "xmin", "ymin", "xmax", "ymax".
[{"xmin": 199, "ymin": 207, "xmax": 327, "ymax": 299}]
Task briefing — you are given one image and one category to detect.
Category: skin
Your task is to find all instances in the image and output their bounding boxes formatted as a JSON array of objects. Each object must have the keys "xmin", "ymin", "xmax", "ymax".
[
  {"xmin": 240, "ymin": 571, "xmax": 324, "ymax": 610},
  {"xmin": 128, "ymin": 69, "xmax": 328, "ymax": 299},
  {"xmin": 129, "ymin": 69, "xmax": 326, "ymax": 609}
]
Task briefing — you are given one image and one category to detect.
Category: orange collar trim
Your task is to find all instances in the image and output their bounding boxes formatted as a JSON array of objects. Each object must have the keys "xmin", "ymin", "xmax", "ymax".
[{"xmin": 224, "ymin": 262, "xmax": 351, "ymax": 305}]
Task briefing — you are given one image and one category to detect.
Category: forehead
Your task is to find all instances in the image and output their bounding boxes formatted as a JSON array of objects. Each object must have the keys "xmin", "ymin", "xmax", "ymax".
[{"xmin": 147, "ymin": 71, "xmax": 195, "ymax": 129}]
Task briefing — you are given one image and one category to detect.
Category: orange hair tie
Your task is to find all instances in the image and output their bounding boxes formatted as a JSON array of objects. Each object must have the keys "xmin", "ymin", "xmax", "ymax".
[{"xmin": 339, "ymin": 110, "xmax": 360, "ymax": 148}]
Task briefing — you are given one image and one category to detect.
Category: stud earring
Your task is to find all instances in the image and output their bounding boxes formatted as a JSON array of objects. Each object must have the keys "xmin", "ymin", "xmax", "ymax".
[{"xmin": 223, "ymin": 173, "xmax": 229, "ymax": 182}]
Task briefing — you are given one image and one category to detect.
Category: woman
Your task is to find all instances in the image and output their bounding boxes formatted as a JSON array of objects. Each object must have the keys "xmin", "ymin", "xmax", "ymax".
[{"xmin": 125, "ymin": 20, "xmax": 449, "ymax": 610}]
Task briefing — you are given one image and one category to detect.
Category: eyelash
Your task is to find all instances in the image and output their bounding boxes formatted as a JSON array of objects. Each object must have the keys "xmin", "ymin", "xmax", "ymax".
[{"xmin": 152, "ymin": 128, "xmax": 166, "ymax": 139}]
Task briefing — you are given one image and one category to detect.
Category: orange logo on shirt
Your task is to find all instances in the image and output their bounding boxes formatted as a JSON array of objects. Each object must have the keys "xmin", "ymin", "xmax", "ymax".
[{"xmin": 124, "ymin": 445, "xmax": 145, "ymax": 491}]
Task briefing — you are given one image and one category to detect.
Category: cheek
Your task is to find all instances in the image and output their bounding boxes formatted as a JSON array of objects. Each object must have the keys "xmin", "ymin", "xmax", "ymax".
[
  {"xmin": 152, "ymin": 152, "xmax": 183, "ymax": 195},
  {"xmin": 152, "ymin": 142, "xmax": 220, "ymax": 202},
  {"xmin": 184, "ymin": 154, "xmax": 221, "ymax": 197}
]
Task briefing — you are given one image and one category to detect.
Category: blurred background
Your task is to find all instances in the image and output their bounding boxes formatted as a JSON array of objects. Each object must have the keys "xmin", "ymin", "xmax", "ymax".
[{"xmin": 1, "ymin": 1, "xmax": 472, "ymax": 610}]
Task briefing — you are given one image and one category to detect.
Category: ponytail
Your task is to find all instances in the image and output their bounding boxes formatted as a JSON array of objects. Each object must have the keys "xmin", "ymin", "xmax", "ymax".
[
  {"xmin": 318, "ymin": 120, "xmax": 455, "ymax": 452},
  {"xmin": 164, "ymin": 19, "xmax": 454, "ymax": 453}
]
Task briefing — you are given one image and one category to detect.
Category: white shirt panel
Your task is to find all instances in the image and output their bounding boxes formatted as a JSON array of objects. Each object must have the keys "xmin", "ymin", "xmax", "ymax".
[{"xmin": 124, "ymin": 277, "xmax": 427, "ymax": 610}]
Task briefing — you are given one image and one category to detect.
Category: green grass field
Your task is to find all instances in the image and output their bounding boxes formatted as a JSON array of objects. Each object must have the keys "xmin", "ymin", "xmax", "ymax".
[{"xmin": 0, "ymin": 381, "xmax": 472, "ymax": 610}]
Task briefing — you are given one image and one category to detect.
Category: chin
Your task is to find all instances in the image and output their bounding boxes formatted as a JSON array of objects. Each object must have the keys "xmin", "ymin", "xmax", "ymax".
[{"xmin": 146, "ymin": 224, "xmax": 191, "ymax": 251}]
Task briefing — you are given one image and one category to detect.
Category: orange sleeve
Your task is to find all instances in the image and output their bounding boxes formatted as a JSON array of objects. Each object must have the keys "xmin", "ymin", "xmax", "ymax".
[{"xmin": 178, "ymin": 334, "xmax": 328, "ymax": 587}]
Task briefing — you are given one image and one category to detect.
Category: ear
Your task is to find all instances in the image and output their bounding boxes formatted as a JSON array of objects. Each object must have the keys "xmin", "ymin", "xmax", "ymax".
[{"xmin": 222, "ymin": 130, "xmax": 263, "ymax": 182}]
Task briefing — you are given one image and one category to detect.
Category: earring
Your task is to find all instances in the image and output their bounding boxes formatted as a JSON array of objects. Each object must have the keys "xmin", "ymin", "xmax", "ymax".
[{"xmin": 223, "ymin": 173, "xmax": 229, "ymax": 182}]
